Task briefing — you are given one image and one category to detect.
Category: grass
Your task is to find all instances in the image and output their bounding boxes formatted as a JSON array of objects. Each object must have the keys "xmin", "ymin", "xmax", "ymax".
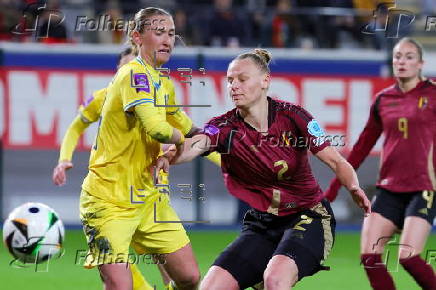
[{"xmin": 0, "ymin": 230, "xmax": 434, "ymax": 289}]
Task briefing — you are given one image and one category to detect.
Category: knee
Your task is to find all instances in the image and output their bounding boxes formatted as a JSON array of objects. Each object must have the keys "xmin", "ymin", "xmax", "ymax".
[
  {"xmin": 101, "ymin": 272, "xmax": 130, "ymax": 289},
  {"xmin": 199, "ymin": 278, "xmax": 215, "ymax": 290},
  {"xmin": 99, "ymin": 265, "xmax": 132, "ymax": 290},
  {"xmin": 263, "ymin": 269, "xmax": 297, "ymax": 290},
  {"xmin": 174, "ymin": 270, "xmax": 201, "ymax": 288}
]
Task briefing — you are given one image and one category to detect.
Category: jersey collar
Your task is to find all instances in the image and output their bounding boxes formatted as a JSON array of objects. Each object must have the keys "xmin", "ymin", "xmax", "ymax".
[
  {"xmin": 235, "ymin": 96, "xmax": 275, "ymax": 131},
  {"xmin": 135, "ymin": 56, "xmax": 161, "ymax": 90},
  {"xmin": 393, "ymin": 79, "xmax": 429, "ymax": 95}
]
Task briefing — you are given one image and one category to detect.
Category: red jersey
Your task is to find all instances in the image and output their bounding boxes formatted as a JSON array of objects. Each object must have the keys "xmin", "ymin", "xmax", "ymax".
[
  {"xmin": 344, "ymin": 79, "xmax": 436, "ymax": 193},
  {"xmin": 203, "ymin": 97, "xmax": 329, "ymax": 216}
]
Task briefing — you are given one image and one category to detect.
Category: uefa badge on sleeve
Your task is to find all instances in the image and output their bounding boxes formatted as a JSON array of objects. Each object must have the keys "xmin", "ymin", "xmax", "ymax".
[
  {"xmin": 203, "ymin": 124, "xmax": 220, "ymax": 136},
  {"xmin": 132, "ymin": 72, "xmax": 151, "ymax": 93},
  {"xmin": 307, "ymin": 119, "xmax": 325, "ymax": 146}
]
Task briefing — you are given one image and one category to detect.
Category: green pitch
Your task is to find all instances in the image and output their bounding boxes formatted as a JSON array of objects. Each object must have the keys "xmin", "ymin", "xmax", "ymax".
[{"xmin": 0, "ymin": 230, "xmax": 434, "ymax": 289}]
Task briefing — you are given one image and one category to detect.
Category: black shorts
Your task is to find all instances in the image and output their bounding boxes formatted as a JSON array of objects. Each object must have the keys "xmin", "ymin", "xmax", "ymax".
[
  {"xmin": 213, "ymin": 199, "xmax": 336, "ymax": 289},
  {"xmin": 372, "ymin": 188, "xmax": 436, "ymax": 229}
]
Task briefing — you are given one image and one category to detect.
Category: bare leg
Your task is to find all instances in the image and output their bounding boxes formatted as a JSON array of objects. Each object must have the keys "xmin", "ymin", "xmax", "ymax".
[
  {"xmin": 398, "ymin": 216, "xmax": 431, "ymax": 259},
  {"xmin": 360, "ymin": 213, "xmax": 398, "ymax": 290},
  {"xmin": 99, "ymin": 263, "xmax": 132, "ymax": 290},
  {"xmin": 161, "ymin": 243, "xmax": 200, "ymax": 290},
  {"xmin": 398, "ymin": 216, "xmax": 435, "ymax": 289},
  {"xmin": 263, "ymin": 255, "xmax": 298, "ymax": 290},
  {"xmin": 157, "ymin": 263, "xmax": 172, "ymax": 285},
  {"xmin": 361, "ymin": 213, "xmax": 397, "ymax": 254},
  {"xmin": 200, "ymin": 266, "xmax": 239, "ymax": 290}
]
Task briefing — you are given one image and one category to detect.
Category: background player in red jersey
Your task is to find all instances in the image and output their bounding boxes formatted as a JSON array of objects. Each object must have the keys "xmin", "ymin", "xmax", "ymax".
[
  {"xmin": 324, "ymin": 38, "xmax": 436, "ymax": 290},
  {"xmin": 158, "ymin": 48, "xmax": 371, "ymax": 290}
]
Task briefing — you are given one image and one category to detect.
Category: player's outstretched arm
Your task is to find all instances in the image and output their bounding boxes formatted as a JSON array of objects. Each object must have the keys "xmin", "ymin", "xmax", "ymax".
[
  {"xmin": 172, "ymin": 134, "xmax": 211, "ymax": 164},
  {"xmin": 316, "ymin": 146, "xmax": 371, "ymax": 215},
  {"xmin": 53, "ymin": 115, "xmax": 90, "ymax": 186}
]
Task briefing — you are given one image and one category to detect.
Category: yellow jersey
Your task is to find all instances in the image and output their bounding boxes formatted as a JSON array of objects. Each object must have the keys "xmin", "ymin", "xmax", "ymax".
[
  {"xmin": 82, "ymin": 57, "xmax": 192, "ymax": 207},
  {"xmin": 58, "ymin": 88, "xmax": 106, "ymax": 162},
  {"xmin": 80, "ymin": 88, "xmax": 106, "ymax": 123}
]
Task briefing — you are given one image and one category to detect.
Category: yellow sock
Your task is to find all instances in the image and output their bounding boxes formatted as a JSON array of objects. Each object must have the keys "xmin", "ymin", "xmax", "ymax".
[{"xmin": 131, "ymin": 264, "xmax": 155, "ymax": 290}]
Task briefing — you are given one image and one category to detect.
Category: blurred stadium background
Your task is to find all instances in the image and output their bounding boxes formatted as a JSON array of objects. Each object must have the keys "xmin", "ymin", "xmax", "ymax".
[{"xmin": 0, "ymin": 0, "xmax": 435, "ymax": 289}]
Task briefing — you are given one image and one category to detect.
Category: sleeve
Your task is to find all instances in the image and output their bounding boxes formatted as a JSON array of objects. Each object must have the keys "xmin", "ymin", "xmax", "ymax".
[
  {"xmin": 324, "ymin": 97, "xmax": 383, "ymax": 201},
  {"xmin": 80, "ymin": 88, "xmax": 106, "ymax": 123},
  {"xmin": 134, "ymin": 104, "xmax": 174, "ymax": 143},
  {"xmin": 344, "ymin": 97, "xmax": 383, "ymax": 169},
  {"xmin": 121, "ymin": 69, "xmax": 155, "ymax": 111},
  {"xmin": 289, "ymin": 105, "xmax": 330, "ymax": 154},
  {"xmin": 58, "ymin": 115, "xmax": 90, "ymax": 162},
  {"xmin": 165, "ymin": 81, "xmax": 193, "ymax": 135},
  {"xmin": 202, "ymin": 117, "xmax": 240, "ymax": 155},
  {"xmin": 119, "ymin": 69, "xmax": 175, "ymax": 143}
]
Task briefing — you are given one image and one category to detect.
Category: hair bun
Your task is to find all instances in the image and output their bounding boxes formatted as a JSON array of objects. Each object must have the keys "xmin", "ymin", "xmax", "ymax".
[{"xmin": 253, "ymin": 48, "xmax": 272, "ymax": 65}]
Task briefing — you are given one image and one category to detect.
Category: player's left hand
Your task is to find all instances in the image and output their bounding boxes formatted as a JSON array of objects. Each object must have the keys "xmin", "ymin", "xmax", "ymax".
[{"xmin": 349, "ymin": 187, "xmax": 371, "ymax": 216}]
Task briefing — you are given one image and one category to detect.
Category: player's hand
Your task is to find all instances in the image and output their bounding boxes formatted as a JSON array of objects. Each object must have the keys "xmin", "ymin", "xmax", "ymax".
[
  {"xmin": 52, "ymin": 161, "xmax": 73, "ymax": 186},
  {"xmin": 154, "ymin": 156, "xmax": 170, "ymax": 184},
  {"xmin": 349, "ymin": 187, "xmax": 371, "ymax": 216},
  {"xmin": 324, "ymin": 179, "xmax": 342, "ymax": 202},
  {"xmin": 162, "ymin": 144, "xmax": 177, "ymax": 159}
]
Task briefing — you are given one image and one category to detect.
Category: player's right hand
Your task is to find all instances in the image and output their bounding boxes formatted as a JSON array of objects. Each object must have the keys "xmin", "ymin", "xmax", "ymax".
[
  {"xmin": 349, "ymin": 187, "xmax": 371, "ymax": 216},
  {"xmin": 155, "ymin": 156, "xmax": 170, "ymax": 174},
  {"xmin": 324, "ymin": 178, "xmax": 342, "ymax": 202},
  {"xmin": 52, "ymin": 161, "xmax": 73, "ymax": 186},
  {"xmin": 153, "ymin": 156, "xmax": 170, "ymax": 184}
]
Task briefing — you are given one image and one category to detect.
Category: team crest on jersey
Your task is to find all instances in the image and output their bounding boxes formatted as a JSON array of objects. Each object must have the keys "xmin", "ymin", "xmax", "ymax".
[
  {"xmin": 307, "ymin": 120, "xmax": 325, "ymax": 137},
  {"xmin": 418, "ymin": 97, "xmax": 428, "ymax": 109},
  {"xmin": 203, "ymin": 124, "xmax": 220, "ymax": 135},
  {"xmin": 132, "ymin": 73, "xmax": 150, "ymax": 93}
]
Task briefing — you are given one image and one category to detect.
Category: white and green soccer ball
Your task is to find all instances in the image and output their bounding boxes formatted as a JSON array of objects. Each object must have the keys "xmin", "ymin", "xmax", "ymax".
[{"xmin": 3, "ymin": 202, "xmax": 65, "ymax": 264}]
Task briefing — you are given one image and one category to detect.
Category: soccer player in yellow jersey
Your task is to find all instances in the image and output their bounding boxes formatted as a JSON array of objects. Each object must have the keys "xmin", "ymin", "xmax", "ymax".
[
  {"xmin": 78, "ymin": 7, "xmax": 216, "ymax": 290},
  {"xmin": 52, "ymin": 47, "xmax": 219, "ymax": 186},
  {"xmin": 52, "ymin": 46, "xmax": 220, "ymax": 289},
  {"xmin": 53, "ymin": 48, "xmax": 160, "ymax": 290},
  {"xmin": 52, "ymin": 47, "xmax": 131, "ymax": 186}
]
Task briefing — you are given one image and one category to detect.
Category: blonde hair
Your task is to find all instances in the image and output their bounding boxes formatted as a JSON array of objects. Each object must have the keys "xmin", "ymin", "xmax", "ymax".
[
  {"xmin": 234, "ymin": 48, "xmax": 272, "ymax": 74},
  {"xmin": 128, "ymin": 7, "xmax": 172, "ymax": 55},
  {"xmin": 395, "ymin": 37, "xmax": 424, "ymax": 61}
]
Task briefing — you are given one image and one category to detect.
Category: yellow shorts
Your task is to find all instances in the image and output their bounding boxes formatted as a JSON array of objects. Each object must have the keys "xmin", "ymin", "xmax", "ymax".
[{"xmin": 79, "ymin": 190, "xmax": 190, "ymax": 268}]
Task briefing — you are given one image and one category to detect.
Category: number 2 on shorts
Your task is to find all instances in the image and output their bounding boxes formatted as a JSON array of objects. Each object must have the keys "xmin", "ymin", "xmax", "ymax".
[{"xmin": 293, "ymin": 215, "xmax": 313, "ymax": 231}]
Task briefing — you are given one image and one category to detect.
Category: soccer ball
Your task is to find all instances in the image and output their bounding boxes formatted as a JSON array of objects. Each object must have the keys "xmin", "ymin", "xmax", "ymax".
[{"xmin": 2, "ymin": 202, "xmax": 65, "ymax": 264}]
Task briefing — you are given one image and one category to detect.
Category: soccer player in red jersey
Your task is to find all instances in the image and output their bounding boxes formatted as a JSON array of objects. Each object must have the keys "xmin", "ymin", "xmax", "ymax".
[
  {"xmin": 158, "ymin": 48, "xmax": 371, "ymax": 290},
  {"xmin": 324, "ymin": 38, "xmax": 436, "ymax": 290}
]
